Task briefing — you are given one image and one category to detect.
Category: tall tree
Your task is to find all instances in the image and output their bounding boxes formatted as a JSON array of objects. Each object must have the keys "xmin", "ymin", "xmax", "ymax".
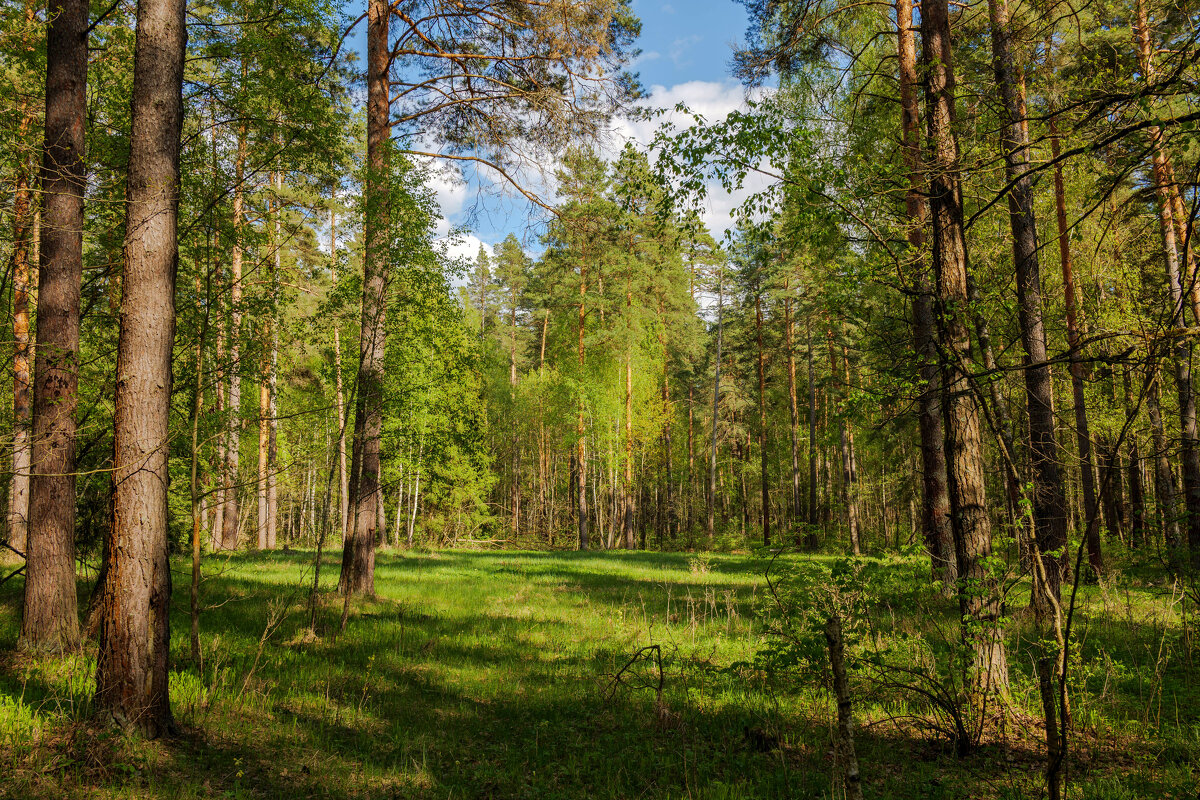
[
  {"xmin": 921, "ymin": 0, "xmax": 1008, "ymax": 691},
  {"xmin": 94, "ymin": 0, "xmax": 186, "ymax": 736},
  {"xmin": 986, "ymin": 0, "xmax": 1069, "ymax": 599},
  {"xmin": 20, "ymin": 0, "xmax": 89, "ymax": 653},
  {"xmin": 339, "ymin": 0, "xmax": 390, "ymax": 595}
]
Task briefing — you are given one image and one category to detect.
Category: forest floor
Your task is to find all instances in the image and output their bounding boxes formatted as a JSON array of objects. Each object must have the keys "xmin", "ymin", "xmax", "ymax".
[{"xmin": 0, "ymin": 547, "xmax": 1197, "ymax": 798}]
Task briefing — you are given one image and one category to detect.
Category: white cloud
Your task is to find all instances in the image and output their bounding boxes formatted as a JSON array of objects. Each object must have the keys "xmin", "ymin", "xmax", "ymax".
[{"xmin": 609, "ymin": 80, "xmax": 776, "ymax": 238}]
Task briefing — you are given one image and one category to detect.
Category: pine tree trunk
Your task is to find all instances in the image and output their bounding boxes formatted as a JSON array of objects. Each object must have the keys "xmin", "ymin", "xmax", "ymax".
[
  {"xmin": 220, "ymin": 124, "xmax": 246, "ymax": 551},
  {"xmin": 756, "ymin": 292, "xmax": 770, "ymax": 546},
  {"xmin": 1051, "ymin": 115, "xmax": 1102, "ymax": 575},
  {"xmin": 577, "ymin": 260, "xmax": 589, "ymax": 550},
  {"xmin": 94, "ymin": 0, "xmax": 185, "ymax": 735},
  {"xmin": 785, "ymin": 292, "xmax": 802, "ymax": 536},
  {"xmin": 707, "ymin": 270, "xmax": 723, "ymax": 541},
  {"xmin": 267, "ymin": 172, "xmax": 280, "ymax": 549},
  {"xmin": 987, "ymin": 0, "xmax": 1069, "ymax": 602},
  {"xmin": 805, "ymin": 317, "xmax": 819, "ymax": 544},
  {"xmin": 921, "ymin": 0, "xmax": 1008, "ymax": 691},
  {"xmin": 8, "ymin": 109, "xmax": 34, "ymax": 556},
  {"xmin": 21, "ymin": 0, "xmax": 88, "ymax": 653},
  {"xmin": 339, "ymin": 0, "xmax": 389, "ymax": 595},
  {"xmin": 330, "ymin": 209, "xmax": 350, "ymax": 540},
  {"xmin": 1135, "ymin": 0, "xmax": 1200, "ymax": 562}
]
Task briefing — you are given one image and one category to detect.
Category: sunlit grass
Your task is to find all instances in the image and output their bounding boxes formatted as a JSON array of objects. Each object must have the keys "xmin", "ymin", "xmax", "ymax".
[{"xmin": 0, "ymin": 548, "xmax": 1197, "ymax": 798}]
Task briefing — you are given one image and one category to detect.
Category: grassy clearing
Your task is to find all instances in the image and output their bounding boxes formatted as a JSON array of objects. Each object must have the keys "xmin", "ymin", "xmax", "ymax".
[{"xmin": 1, "ymin": 548, "xmax": 1198, "ymax": 798}]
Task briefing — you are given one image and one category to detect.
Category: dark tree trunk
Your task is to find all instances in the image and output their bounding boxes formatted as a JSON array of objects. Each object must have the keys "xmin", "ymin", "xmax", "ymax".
[
  {"xmin": 1050, "ymin": 115, "xmax": 1102, "ymax": 575},
  {"xmin": 94, "ymin": 0, "xmax": 186, "ymax": 736},
  {"xmin": 339, "ymin": 0, "xmax": 390, "ymax": 595},
  {"xmin": 805, "ymin": 317, "xmax": 819, "ymax": 546},
  {"xmin": 921, "ymin": 0, "xmax": 1008, "ymax": 691},
  {"xmin": 20, "ymin": 0, "xmax": 89, "ymax": 653},
  {"xmin": 897, "ymin": 0, "xmax": 955, "ymax": 590},
  {"xmin": 988, "ymin": 0, "xmax": 1069, "ymax": 602}
]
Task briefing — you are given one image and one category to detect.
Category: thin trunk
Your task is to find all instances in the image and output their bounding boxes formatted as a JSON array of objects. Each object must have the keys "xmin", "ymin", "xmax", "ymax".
[
  {"xmin": 1147, "ymin": 372, "xmax": 1179, "ymax": 553},
  {"xmin": 755, "ymin": 291, "xmax": 770, "ymax": 546},
  {"xmin": 95, "ymin": 0, "xmax": 185, "ymax": 735},
  {"xmin": 339, "ymin": 0, "xmax": 389, "ymax": 595},
  {"xmin": 21, "ymin": 0, "xmax": 88, "ymax": 653},
  {"xmin": 577, "ymin": 259, "xmax": 589, "ymax": 550},
  {"xmin": 8, "ymin": 0, "xmax": 36, "ymax": 555},
  {"xmin": 805, "ymin": 318, "xmax": 819, "ymax": 546},
  {"xmin": 1135, "ymin": 0, "xmax": 1200, "ymax": 561},
  {"xmin": 831, "ymin": 327, "xmax": 860, "ymax": 554},
  {"xmin": 922, "ymin": 0, "xmax": 1008, "ymax": 690},
  {"xmin": 707, "ymin": 268, "xmax": 724, "ymax": 541},
  {"xmin": 1051, "ymin": 115, "xmax": 1102, "ymax": 576},
  {"xmin": 785, "ymin": 293, "xmax": 802, "ymax": 532},
  {"xmin": 220, "ymin": 124, "xmax": 247, "ymax": 551},
  {"xmin": 330, "ymin": 209, "xmax": 350, "ymax": 540},
  {"xmin": 624, "ymin": 346, "xmax": 634, "ymax": 549},
  {"xmin": 267, "ymin": 172, "xmax": 280, "ymax": 549}
]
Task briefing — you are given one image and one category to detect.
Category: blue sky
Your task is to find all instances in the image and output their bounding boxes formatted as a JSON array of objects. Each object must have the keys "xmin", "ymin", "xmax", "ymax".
[
  {"xmin": 629, "ymin": 0, "xmax": 749, "ymax": 89},
  {"xmin": 428, "ymin": 1, "xmax": 759, "ymax": 261}
]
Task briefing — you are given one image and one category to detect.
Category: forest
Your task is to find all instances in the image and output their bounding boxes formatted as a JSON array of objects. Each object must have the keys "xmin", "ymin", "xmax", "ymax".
[{"xmin": 0, "ymin": 0, "xmax": 1199, "ymax": 797}]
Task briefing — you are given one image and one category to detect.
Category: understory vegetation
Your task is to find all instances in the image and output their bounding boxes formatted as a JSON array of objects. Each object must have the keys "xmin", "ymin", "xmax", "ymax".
[{"xmin": 2, "ymin": 549, "xmax": 1197, "ymax": 799}]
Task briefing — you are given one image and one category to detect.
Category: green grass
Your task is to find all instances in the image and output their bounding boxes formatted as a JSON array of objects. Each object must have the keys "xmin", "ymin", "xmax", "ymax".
[{"xmin": 1, "ymin": 548, "xmax": 1198, "ymax": 798}]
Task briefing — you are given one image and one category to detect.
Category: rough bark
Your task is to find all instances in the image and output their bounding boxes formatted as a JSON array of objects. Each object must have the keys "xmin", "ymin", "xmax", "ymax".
[
  {"xmin": 896, "ymin": 47, "xmax": 958, "ymax": 585},
  {"xmin": 1135, "ymin": 0, "xmax": 1200, "ymax": 561},
  {"xmin": 20, "ymin": 0, "xmax": 89, "ymax": 653},
  {"xmin": 219, "ymin": 125, "xmax": 247, "ymax": 551},
  {"xmin": 1050, "ymin": 115, "xmax": 1102, "ymax": 575},
  {"xmin": 8, "ymin": 108, "xmax": 34, "ymax": 557},
  {"xmin": 339, "ymin": 0, "xmax": 389, "ymax": 595},
  {"xmin": 94, "ymin": 0, "xmax": 186, "ymax": 736},
  {"xmin": 988, "ymin": 0, "xmax": 1069, "ymax": 602},
  {"xmin": 921, "ymin": 0, "xmax": 1008, "ymax": 691},
  {"xmin": 755, "ymin": 291, "xmax": 770, "ymax": 546}
]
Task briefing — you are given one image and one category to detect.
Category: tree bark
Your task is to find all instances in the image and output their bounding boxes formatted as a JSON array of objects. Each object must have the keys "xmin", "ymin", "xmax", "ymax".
[
  {"xmin": 94, "ymin": 0, "xmax": 186, "ymax": 736},
  {"xmin": 1135, "ymin": 0, "xmax": 1200, "ymax": 562},
  {"xmin": 219, "ymin": 124, "xmax": 247, "ymax": 551},
  {"xmin": 8, "ymin": 105, "xmax": 34, "ymax": 557},
  {"xmin": 1050, "ymin": 115, "xmax": 1102, "ymax": 575},
  {"xmin": 755, "ymin": 290, "xmax": 770, "ymax": 546},
  {"xmin": 707, "ymin": 267, "xmax": 723, "ymax": 541},
  {"xmin": 987, "ymin": 0, "xmax": 1069, "ymax": 601},
  {"xmin": 20, "ymin": 0, "xmax": 89, "ymax": 653},
  {"xmin": 339, "ymin": 0, "xmax": 390, "ymax": 595},
  {"xmin": 921, "ymin": 0, "xmax": 1008, "ymax": 691}
]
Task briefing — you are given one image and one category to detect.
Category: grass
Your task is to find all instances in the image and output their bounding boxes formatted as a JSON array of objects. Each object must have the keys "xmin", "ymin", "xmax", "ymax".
[{"xmin": 0, "ymin": 547, "xmax": 1197, "ymax": 798}]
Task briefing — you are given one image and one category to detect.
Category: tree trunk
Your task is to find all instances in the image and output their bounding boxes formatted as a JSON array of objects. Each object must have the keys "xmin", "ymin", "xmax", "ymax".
[
  {"xmin": 577, "ymin": 256, "xmax": 589, "ymax": 550},
  {"xmin": 339, "ymin": 0, "xmax": 389, "ymax": 595},
  {"xmin": 7, "ymin": 0, "xmax": 36, "ymax": 556},
  {"xmin": 330, "ymin": 208, "xmax": 350, "ymax": 541},
  {"xmin": 267, "ymin": 171, "xmax": 281, "ymax": 549},
  {"xmin": 1050, "ymin": 115, "xmax": 1102, "ymax": 575},
  {"xmin": 1135, "ymin": 0, "xmax": 1200, "ymax": 562},
  {"xmin": 21, "ymin": 0, "xmax": 89, "ymax": 653},
  {"xmin": 785, "ymin": 292, "xmax": 802, "ymax": 536},
  {"xmin": 220, "ymin": 124, "xmax": 247, "ymax": 551},
  {"xmin": 805, "ymin": 317, "xmax": 819, "ymax": 546},
  {"xmin": 707, "ymin": 268, "xmax": 723, "ymax": 541},
  {"xmin": 756, "ymin": 291, "xmax": 770, "ymax": 546},
  {"xmin": 988, "ymin": 0, "xmax": 1069, "ymax": 604},
  {"xmin": 830, "ymin": 327, "xmax": 859, "ymax": 554},
  {"xmin": 921, "ymin": 0, "xmax": 1008, "ymax": 691},
  {"xmin": 94, "ymin": 0, "xmax": 185, "ymax": 736},
  {"xmin": 1146, "ymin": 371, "xmax": 1179, "ymax": 554}
]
